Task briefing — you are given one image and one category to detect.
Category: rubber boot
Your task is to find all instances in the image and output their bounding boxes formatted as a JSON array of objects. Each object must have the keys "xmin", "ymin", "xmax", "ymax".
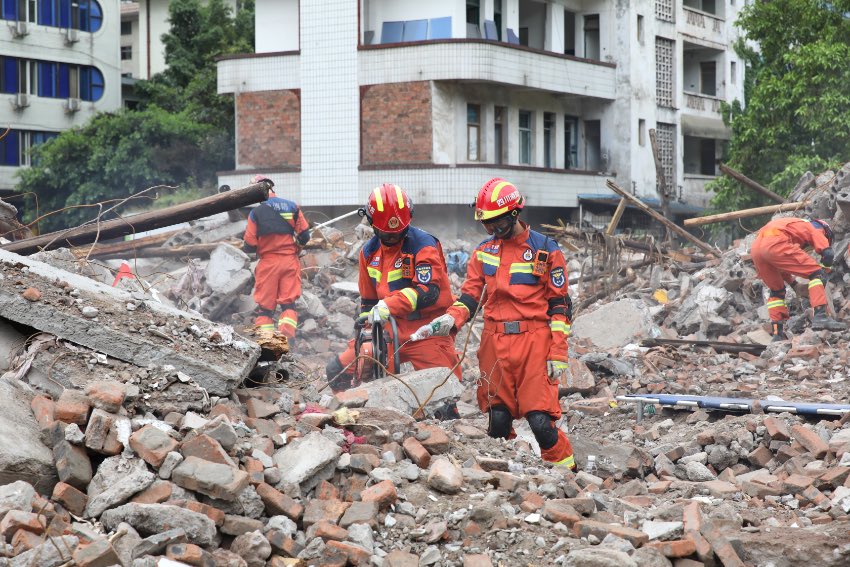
[
  {"xmin": 811, "ymin": 306, "xmax": 847, "ymax": 331},
  {"xmin": 771, "ymin": 322, "xmax": 788, "ymax": 342},
  {"xmin": 433, "ymin": 400, "xmax": 460, "ymax": 421}
]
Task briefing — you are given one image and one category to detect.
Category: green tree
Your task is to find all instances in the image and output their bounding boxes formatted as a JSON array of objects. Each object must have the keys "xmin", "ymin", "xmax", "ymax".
[
  {"xmin": 19, "ymin": 0, "xmax": 254, "ymax": 233},
  {"xmin": 710, "ymin": 0, "xmax": 850, "ymax": 226}
]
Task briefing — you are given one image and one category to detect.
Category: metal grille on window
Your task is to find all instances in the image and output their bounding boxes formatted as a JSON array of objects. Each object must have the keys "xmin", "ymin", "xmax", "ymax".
[
  {"xmin": 655, "ymin": 37, "xmax": 674, "ymax": 108},
  {"xmin": 656, "ymin": 123, "xmax": 676, "ymax": 194},
  {"xmin": 655, "ymin": 0, "xmax": 674, "ymax": 22}
]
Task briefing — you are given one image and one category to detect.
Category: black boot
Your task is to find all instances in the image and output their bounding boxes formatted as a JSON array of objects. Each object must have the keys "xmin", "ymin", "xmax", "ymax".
[
  {"xmin": 433, "ymin": 400, "xmax": 460, "ymax": 421},
  {"xmin": 812, "ymin": 306, "xmax": 847, "ymax": 331},
  {"xmin": 771, "ymin": 322, "xmax": 788, "ymax": 342}
]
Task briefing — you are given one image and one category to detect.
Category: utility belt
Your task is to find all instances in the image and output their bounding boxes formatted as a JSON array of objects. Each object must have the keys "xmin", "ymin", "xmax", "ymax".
[{"xmin": 484, "ymin": 320, "xmax": 549, "ymax": 335}]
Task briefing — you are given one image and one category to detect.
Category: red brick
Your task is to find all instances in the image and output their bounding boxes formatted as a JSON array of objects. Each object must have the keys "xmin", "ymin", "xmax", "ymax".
[
  {"xmin": 325, "ymin": 540, "xmax": 371, "ymax": 566},
  {"xmin": 256, "ymin": 482, "xmax": 304, "ymax": 521},
  {"xmin": 84, "ymin": 409, "xmax": 117, "ymax": 454},
  {"xmin": 541, "ymin": 501, "xmax": 581, "ymax": 525},
  {"xmin": 790, "ymin": 425, "xmax": 829, "ymax": 459},
  {"xmin": 519, "ymin": 491, "xmax": 544, "ymax": 513},
  {"xmin": 360, "ymin": 480, "xmax": 397, "ymax": 508},
  {"xmin": 180, "ymin": 434, "xmax": 235, "ymax": 467},
  {"xmin": 682, "ymin": 502, "xmax": 712, "ymax": 561},
  {"xmin": 83, "ymin": 380, "xmax": 127, "ymax": 413},
  {"xmin": 180, "ymin": 501, "xmax": 226, "ymax": 527},
  {"xmin": 315, "ymin": 480, "xmax": 339, "ymax": 501},
  {"xmin": 52, "ymin": 482, "xmax": 88, "ymax": 516},
  {"xmin": 699, "ymin": 521, "xmax": 746, "ymax": 567},
  {"xmin": 129, "ymin": 425, "xmax": 179, "ymax": 468},
  {"xmin": 73, "ymin": 538, "xmax": 122, "ymax": 567},
  {"xmin": 131, "ymin": 481, "xmax": 173, "ymax": 504},
  {"xmin": 818, "ymin": 466, "xmax": 850, "ymax": 489},
  {"xmin": 786, "ymin": 345, "xmax": 819, "ymax": 360},
  {"xmin": 763, "ymin": 417, "xmax": 790, "ymax": 441},
  {"xmin": 361, "ymin": 82, "xmax": 433, "ymax": 166},
  {"xmin": 0, "ymin": 511, "xmax": 44, "ymax": 540},
  {"xmin": 384, "ymin": 550, "xmax": 419, "ymax": 567},
  {"xmin": 306, "ymin": 519, "xmax": 349, "ymax": 541},
  {"xmin": 303, "ymin": 499, "xmax": 350, "ymax": 528},
  {"xmin": 416, "ymin": 424, "xmax": 450, "ymax": 454},
  {"xmin": 801, "ymin": 485, "xmax": 828, "ymax": 506},
  {"xmin": 573, "ymin": 520, "xmax": 649, "ymax": 547},
  {"xmin": 403, "ymin": 437, "xmax": 431, "ymax": 469},
  {"xmin": 782, "ymin": 473, "xmax": 814, "ymax": 494},
  {"xmin": 22, "ymin": 287, "xmax": 41, "ymax": 301},
  {"xmin": 166, "ymin": 542, "xmax": 214, "ymax": 566},
  {"xmin": 54, "ymin": 390, "xmax": 90, "ymax": 426},
  {"xmin": 11, "ymin": 529, "xmax": 42, "ymax": 554},
  {"xmin": 236, "ymin": 90, "xmax": 301, "ymax": 168},
  {"xmin": 245, "ymin": 397, "xmax": 279, "ymax": 419},
  {"xmin": 30, "ymin": 395, "xmax": 54, "ymax": 427},
  {"xmin": 647, "ymin": 539, "xmax": 697, "ymax": 558},
  {"xmin": 747, "ymin": 445, "xmax": 774, "ymax": 468},
  {"xmin": 463, "ymin": 554, "xmax": 493, "ymax": 567},
  {"xmin": 332, "ymin": 389, "xmax": 369, "ymax": 409}
]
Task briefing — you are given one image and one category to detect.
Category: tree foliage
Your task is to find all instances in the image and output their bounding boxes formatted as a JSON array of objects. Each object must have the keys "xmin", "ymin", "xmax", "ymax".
[
  {"xmin": 19, "ymin": 0, "xmax": 254, "ymax": 232},
  {"xmin": 710, "ymin": 0, "xmax": 850, "ymax": 223}
]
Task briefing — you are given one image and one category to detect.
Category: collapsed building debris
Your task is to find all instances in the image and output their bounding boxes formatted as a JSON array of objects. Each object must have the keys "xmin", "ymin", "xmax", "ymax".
[{"xmin": 0, "ymin": 168, "xmax": 848, "ymax": 566}]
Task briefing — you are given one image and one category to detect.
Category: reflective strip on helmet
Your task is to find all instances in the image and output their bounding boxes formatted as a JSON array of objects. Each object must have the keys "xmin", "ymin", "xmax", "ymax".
[
  {"xmin": 809, "ymin": 279, "xmax": 824, "ymax": 289},
  {"xmin": 373, "ymin": 187, "xmax": 385, "ymax": 212},
  {"xmin": 477, "ymin": 205, "xmax": 510, "ymax": 221},
  {"xmin": 400, "ymin": 287, "xmax": 418, "ymax": 310},
  {"xmin": 550, "ymin": 321, "xmax": 569, "ymax": 334},
  {"xmin": 509, "ymin": 262, "xmax": 534, "ymax": 274},
  {"xmin": 553, "ymin": 454, "xmax": 575, "ymax": 468},
  {"xmin": 394, "ymin": 185, "xmax": 405, "ymax": 209},
  {"xmin": 490, "ymin": 180, "xmax": 514, "ymax": 202},
  {"xmin": 387, "ymin": 269, "xmax": 404, "ymax": 282},
  {"xmin": 367, "ymin": 267, "xmax": 382, "ymax": 282},
  {"xmin": 476, "ymin": 251, "xmax": 501, "ymax": 266},
  {"xmin": 766, "ymin": 299, "xmax": 786, "ymax": 309},
  {"xmin": 278, "ymin": 317, "xmax": 297, "ymax": 329},
  {"xmin": 279, "ymin": 212, "xmax": 293, "ymax": 220},
  {"xmin": 452, "ymin": 300, "xmax": 469, "ymax": 313}
]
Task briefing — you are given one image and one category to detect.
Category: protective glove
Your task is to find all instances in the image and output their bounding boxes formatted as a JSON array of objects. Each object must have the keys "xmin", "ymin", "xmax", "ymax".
[
  {"xmin": 410, "ymin": 313, "xmax": 456, "ymax": 341},
  {"xmin": 546, "ymin": 360, "xmax": 568, "ymax": 380},
  {"xmin": 369, "ymin": 300, "xmax": 390, "ymax": 324}
]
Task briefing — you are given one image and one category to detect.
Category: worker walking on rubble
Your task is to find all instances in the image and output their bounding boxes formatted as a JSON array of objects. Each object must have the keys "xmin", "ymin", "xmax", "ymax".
[
  {"xmin": 325, "ymin": 184, "xmax": 461, "ymax": 407},
  {"xmin": 242, "ymin": 175, "xmax": 310, "ymax": 339},
  {"xmin": 412, "ymin": 178, "xmax": 576, "ymax": 471},
  {"xmin": 751, "ymin": 216, "xmax": 846, "ymax": 341}
]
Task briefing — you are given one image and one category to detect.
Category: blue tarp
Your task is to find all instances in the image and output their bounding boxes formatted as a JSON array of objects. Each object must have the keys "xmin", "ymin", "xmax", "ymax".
[{"xmin": 618, "ymin": 393, "xmax": 850, "ymax": 416}]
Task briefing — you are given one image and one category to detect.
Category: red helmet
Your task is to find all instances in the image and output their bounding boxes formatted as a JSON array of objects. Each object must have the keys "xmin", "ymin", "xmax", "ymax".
[
  {"xmin": 812, "ymin": 219, "xmax": 834, "ymax": 245},
  {"xmin": 474, "ymin": 178, "xmax": 523, "ymax": 221},
  {"xmin": 365, "ymin": 184, "xmax": 412, "ymax": 233}
]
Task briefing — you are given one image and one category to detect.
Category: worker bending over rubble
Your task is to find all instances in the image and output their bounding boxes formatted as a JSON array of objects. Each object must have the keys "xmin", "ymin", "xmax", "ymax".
[
  {"xmin": 326, "ymin": 184, "xmax": 461, "ymax": 409},
  {"xmin": 751, "ymin": 217, "xmax": 846, "ymax": 340},
  {"xmin": 413, "ymin": 178, "xmax": 576, "ymax": 471},
  {"xmin": 242, "ymin": 175, "xmax": 310, "ymax": 340}
]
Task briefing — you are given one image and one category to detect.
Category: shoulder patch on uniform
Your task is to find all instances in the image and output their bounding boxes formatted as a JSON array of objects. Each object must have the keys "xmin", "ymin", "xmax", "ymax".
[
  {"xmin": 522, "ymin": 249, "xmax": 533, "ymax": 261},
  {"xmin": 415, "ymin": 263, "xmax": 432, "ymax": 283},
  {"xmin": 550, "ymin": 267, "xmax": 566, "ymax": 288}
]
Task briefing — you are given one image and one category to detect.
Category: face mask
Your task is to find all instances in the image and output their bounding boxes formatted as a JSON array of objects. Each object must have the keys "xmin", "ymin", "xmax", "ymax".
[
  {"xmin": 482, "ymin": 215, "xmax": 516, "ymax": 239},
  {"xmin": 375, "ymin": 227, "xmax": 406, "ymax": 246}
]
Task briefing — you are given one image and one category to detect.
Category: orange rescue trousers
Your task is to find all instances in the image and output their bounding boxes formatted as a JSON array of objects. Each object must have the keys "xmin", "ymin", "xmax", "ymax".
[
  {"xmin": 476, "ymin": 323, "xmax": 574, "ymax": 467},
  {"xmin": 253, "ymin": 254, "xmax": 302, "ymax": 338}
]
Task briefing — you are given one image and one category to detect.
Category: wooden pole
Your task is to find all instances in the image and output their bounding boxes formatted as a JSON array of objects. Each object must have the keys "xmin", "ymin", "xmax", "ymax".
[
  {"xmin": 3, "ymin": 183, "xmax": 269, "ymax": 256},
  {"xmin": 649, "ymin": 129, "xmax": 672, "ymax": 223},
  {"xmin": 605, "ymin": 198, "xmax": 627, "ymax": 235},
  {"xmin": 683, "ymin": 201, "xmax": 807, "ymax": 227},
  {"xmin": 719, "ymin": 162, "xmax": 787, "ymax": 204},
  {"xmin": 605, "ymin": 179, "xmax": 720, "ymax": 257},
  {"xmin": 75, "ymin": 229, "xmax": 185, "ymax": 258}
]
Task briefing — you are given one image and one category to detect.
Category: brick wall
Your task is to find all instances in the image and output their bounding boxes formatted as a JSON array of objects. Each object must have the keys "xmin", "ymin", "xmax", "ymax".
[
  {"xmin": 237, "ymin": 90, "xmax": 301, "ymax": 168},
  {"xmin": 361, "ymin": 81, "xmax": 432, "ymax": 165}
]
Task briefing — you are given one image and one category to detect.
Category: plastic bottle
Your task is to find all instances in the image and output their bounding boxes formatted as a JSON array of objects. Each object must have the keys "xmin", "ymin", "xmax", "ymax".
[{"xmin": 586, "ymin": 455, "xmax": 597, "ymax": 474}]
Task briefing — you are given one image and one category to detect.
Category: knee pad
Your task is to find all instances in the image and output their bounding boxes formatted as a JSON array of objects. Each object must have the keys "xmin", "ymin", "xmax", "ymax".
[
  {"xmin": 768, "ymin": 288, "xmax": 786, "ymax": 299},
  {"xmin": 278, "ymin": 303, "xmax": 296, "ymax": 312},
  {"xmin": 326, "ymin": 356, "xmax": 345, "ymax": 381},
  {"xmin": 487, "ymin": 405, "xmax": 513, "ymax": 439},
  {"xmin": 807, "ymin": 270, "xmax": 826, "ymax": 282},
  {"xmin": 526, "ymin": 411, "xmax": 558, "ymax": 450},
  {"xmin": 255, "ymin": 306, "xmax": 275, "ymax": 318}
]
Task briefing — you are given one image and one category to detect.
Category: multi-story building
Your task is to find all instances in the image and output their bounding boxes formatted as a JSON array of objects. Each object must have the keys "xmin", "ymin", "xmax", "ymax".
[
  {"xmin": 217, "ymin": 0, "xmax": 743, "ymax": 234},
  {"xmin": 0, "ymin": 0, "xmax": 121, "ymax": 197},
  {"xmin": 121, "ymin": 1, "xmax": 139, "ymax": 78}
]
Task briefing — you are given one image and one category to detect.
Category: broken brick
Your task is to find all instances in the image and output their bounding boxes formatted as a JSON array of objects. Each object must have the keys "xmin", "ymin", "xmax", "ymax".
[
  {"xmin": 256, "ymin": 483, "xmax": 304, "ymax": 521},
  {"xmin": 54, "ymin": 390, "xmax": 90, "ymax": 426},
  {"xmin": 130, "ymin": 425, "xmax": 179, "ymax": 468},
  {"xmin": 360, "ymin": 479, "xmax": 397, "ymax": 508},
  {"xmin": 51, "ymin": 482, "xmax": 88, "ymax": 516},
  {"xmin": 790, "ymin": 425, "xmax": 829, "ymax": 459},
  {"xmin": 402, "ymin": 437, "xmax": 430, "ymax": 469}
]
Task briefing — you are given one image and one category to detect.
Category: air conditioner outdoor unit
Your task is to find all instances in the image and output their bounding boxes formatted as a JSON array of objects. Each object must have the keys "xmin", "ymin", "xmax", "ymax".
[
  {"xmin": 10, "ymin": 21, "xmax": 27, "ymax": 37},
  {"xmin": 65, "ymin": 28, "xmax": 78, "ymax": 43},
  {"xmin": 13, "ymin": 93, "xmax": 29, "ymax": 109},
  {"xmin": 65, "ymin": 97, "xmax": 82, "ymax": 112}
]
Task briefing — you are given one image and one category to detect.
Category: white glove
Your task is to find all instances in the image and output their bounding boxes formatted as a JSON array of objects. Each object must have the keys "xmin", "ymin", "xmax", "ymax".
[
  {"xmin": 410, "ymin": 313, "xmax": 456, "ymax": 341},
  {"xmin": 547, "ymin": 360, "xmax": 568, "ymax": 379},
  {"xmin": 370, "ymin": 300, "xmax": 390, "ymax": 324}
]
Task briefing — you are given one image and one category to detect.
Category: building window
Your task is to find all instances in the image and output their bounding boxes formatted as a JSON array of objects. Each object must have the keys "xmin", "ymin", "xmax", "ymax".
[
  {"xmin": 730, "ymin": 61, "xmax": 737, "ymax": 85},
  {"xmin": 638, "ymin": 119, "xmax": 646, "ymax": 146},
  {"xmin": 467, "ymin": 103, "xmax": 481, "ymax": 161},
  {"xmin": 2, "ymin": 0, "xmax": 102, "ymax": 30},
  {"xmin": 655, "ymin": 0, "xmax": 674, "ymax": 22},
  {"xmin": 21, "ymin": 130, "xmax": 58, "ymax": 166},
  {"xmin": 519, "ymin": 110, "xmax": 532, "ymax": 165},
  {"xmin": 466, "ymin": 0, "xmax": 479, "ymax": 37},
  {"xmin": 0, "ymin": 56, "xmax": 17, "ymax": 94},
  {"xmin": 655, "ymin": 37, "xmax": 675, "ymax": 108},
  {"xmin": 121, "ymin": 45, "xmax": 132, "ymax": 60},
  {"xmin": 656, "ymin": 123, "xmax": 676, "ymax": 190},
  {"xmin": 494, "ymin": 106, "xmax": 506, "ymax": 165},
  {"xmin": 637, "ymin": 15, "xmax": 644, "ymax": 44},
  {"xmin": 543, "ymin": 112, "xmax": 554, "ymax": 168},
  {"xmin": 0, "ymin": 130, "xmax": 20, "ymax": 166},
  {"xmin": 583, "ymin": 15, "xmax": 600, "ymax": 59},
  {"xmin": 564, "ymin": 11, "xmax": 576, "ymax": 55},
  {"xmin": 564, "ymin": 116, "xmax": 578, "ymax": 169},
  {"xmin": 121, "ymin": 20, "xmax": 131, "ymax": 35},
  {"xmin": 585, "ymin": 120, "xmax": 601, "ymax": 171},
  {"xmin": 7, "ymin": 56, "xmax": 103, "ymax": 101},
  {"xmin": 700, "ymin": 61, "xmax": 716, "ymax": 96},
  {"xmin": 493, "ymin": 0, "xmax": 503, "ymax": 41}
]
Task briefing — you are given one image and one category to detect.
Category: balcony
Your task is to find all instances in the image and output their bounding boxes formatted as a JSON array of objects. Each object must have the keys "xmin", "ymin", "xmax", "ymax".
[
  {"xmin": 681, "ymin": 92, "xmax": 729, "ymax": 138},
  {"xmin": 217, "ymin": 51, "xmax": 300, "ymax": 95},
  {"xmin": 359, "ymin": 40, "xmax": 616, "ymax": 101},
  {"xmin": 681, "ymin": 7, "xmax": 726, "ymax": 47}
]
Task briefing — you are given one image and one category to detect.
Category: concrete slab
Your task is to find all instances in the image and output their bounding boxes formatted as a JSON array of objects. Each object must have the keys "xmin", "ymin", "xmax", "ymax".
[
  {"xmin": 0, "ymin": 249, "xmax": 260, "ymax": 396},
  {"xmin": 0, "ymin": 379, "xmax": 57, "ymax": 493},
  {"xmin": 361, "ymin": 367, "xmax": 464, "ymax": 416},
  {"xmin": 573, "ymin": 299, "xmax": 658, "ymax": 349}
]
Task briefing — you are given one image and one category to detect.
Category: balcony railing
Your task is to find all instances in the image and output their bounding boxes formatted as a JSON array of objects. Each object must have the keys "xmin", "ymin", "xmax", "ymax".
[
  {"xmin": 682, "ymin": 7, "xmax": 725, "ymax": 43},
  {"xmin": 684, "ymin": 92, "xmax": 722, "ymax": 114}
]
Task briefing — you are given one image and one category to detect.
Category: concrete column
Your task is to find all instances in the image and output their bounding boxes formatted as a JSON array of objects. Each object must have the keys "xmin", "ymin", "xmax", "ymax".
[
  {"xmin": 482, "ymin": 0, "xmax": 495, "ymax": 24},
  {"xmin": 484, "ymin": 103, "xmax": 495, "ymax": 164},
  {"xmin": 534, "ymin": 111, "xmax": 545, "ymax": 167},
  {"xmin": 505, "ymin": 0, "xmax": 519, "ymax": 37},
  {"xmin": 508, "ymin": 107, "xmax": 519, "ymax": 165},
  {"xmin": 546, "ymin": 3, "xmax": 565, "ymax": 53}
]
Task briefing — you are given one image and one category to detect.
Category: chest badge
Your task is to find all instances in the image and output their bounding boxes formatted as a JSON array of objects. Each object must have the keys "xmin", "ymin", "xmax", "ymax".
[
  {"xmin": 522, "ymin": 249, "xmax": 534, "ymax": 262},
  {"xmin": 394, "ymin": 258, "xmax": 403, "ymax": 268}
]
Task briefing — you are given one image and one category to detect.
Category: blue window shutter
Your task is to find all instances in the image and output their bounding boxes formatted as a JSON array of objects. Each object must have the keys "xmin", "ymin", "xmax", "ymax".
[
  {"xmin": 39, "ymin": 0, "xmax": 54, "ymax": 26},
  {"xmin": 2, "ymin": 57, "xmax": 16, "ymax": 94},
  {"xmin": 79, "ymin": 66, "xmax": 91, "ymax": 100},
  {"xmin": 59, "ymin": 0, "xmax": 69, "ymax": 27},
  {"xmin": 79, "ymin": 0, "xmax": 89, "ymax": 31},
  {"xmin": 2, "ymin": 0, "xmax": 16, "ymax": 21},
  {"xmin": 4, "ymin": 130, "xmax": 19, "ymax": 166},
  {"xmin": 90, "ymin": 67, "xmax": 104, "ymax": 101},
  {"xmin": 88, "ymin": 0, "xmax": 101, "ymax": 32},
  {"xmin": 58, "ymin": 64, "xmax": 69, "ymax": 98}
]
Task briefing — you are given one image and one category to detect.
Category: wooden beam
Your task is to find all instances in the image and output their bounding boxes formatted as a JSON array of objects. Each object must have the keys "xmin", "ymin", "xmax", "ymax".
[
  {"xmin": 75, "ymin": 229, "xmax": 184, "ymax": 258},
  {"xmin": 3, "ymin": 183, "xmax": 269, "ymax": 256},
  {"xmin": 683, "ymin": 201, "xmax": 807, "ymax": 227},
  {"xmin": 540, "ymin": 223, "xmax": 705, "ymax": 262},
  {"xmin": 605, "ymin": 198, "xmax": 627, "ymax": 235},
  {"xmin": 649, "ymin": 128, "xmax": 672, "ymax": 222},
  {"xmin": 719, "ymin": 163, "xmax": 787, "ymax": 204},
  {"xmin": 605, "ymin": 180, "xmax": 720, "ymax": 257}
]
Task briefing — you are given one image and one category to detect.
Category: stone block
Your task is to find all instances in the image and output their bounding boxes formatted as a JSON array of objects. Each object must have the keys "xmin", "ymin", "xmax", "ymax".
[
  {"xmin": 171, "ymin": 456, "xmax": 250, "ymax": 501},
  {"xmin": 272, "ymin": 432, "xmax": 342, "ymax": 491},
  {"xmin": 53, "ymin": 440, "xmax": 92, "ymax": 491},
  {"xmin": 73, "ymin": 538, "xmax": 122, "ymax": 567},
  {"xmin": 101, "ymin": 503, "xmax": 216, "ymax": 546}
]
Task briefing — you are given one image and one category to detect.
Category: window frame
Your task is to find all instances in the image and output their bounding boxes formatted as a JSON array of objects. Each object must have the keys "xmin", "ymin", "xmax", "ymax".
[
  {"xmin": 466, "ymin": 103, "xmax": 482, "ymax": 162},
  {"xmin": 518, "ymin": 110, "xmax": 533, "ymax": 165}
]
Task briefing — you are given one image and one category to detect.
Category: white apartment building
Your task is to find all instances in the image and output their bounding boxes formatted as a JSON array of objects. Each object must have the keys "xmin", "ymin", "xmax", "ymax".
[
  {"xmin": 217, "ymin": 0, "xmax": 744, "ymax": 234},
  {"xmin": 0, "ymin": 0, "xmax": 121, "ymax": 196}
]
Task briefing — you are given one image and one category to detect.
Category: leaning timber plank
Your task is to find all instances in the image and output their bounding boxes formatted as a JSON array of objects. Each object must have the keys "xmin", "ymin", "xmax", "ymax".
[
  {"xmin": 0, "ymin": 249, "xmax": 260, "ymax": 395},
  {"xmin": 605, "ymin": 180, "xmax": 720, "ymax": 257},
  {"xmin": 3, "ymin": 183, "xmax": 268, "ymax": 255},
  {"xmin": 605, "ymin": 198, "xmax": 628, "ymax": 235},
  {"xmin": 683, "ymin": 201, "xmax": 807, "ymax": 227},
  {"xmin": 719, "ymin": 163, "xmax": 787, "ymax": 204},
  {"xmin": 540, "ymin": 223, "xmax": 705, "ymax": 262},
  {"xmin": 641, "ymin": 338, "xmax": 765, "ymax": 354},
  {"xmin": 74, "ymin": 229, "xmax": 185, "ymax": 258}
]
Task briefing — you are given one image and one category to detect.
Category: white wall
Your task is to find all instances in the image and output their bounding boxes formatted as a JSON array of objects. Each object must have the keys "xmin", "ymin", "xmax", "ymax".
[
  {"xmin": 362, "ymin": 0, "xmax": 464, "ymax": 43},
  {"xmin": 256, "ymin": 0, "xmax": 298, "ymax": 53}
]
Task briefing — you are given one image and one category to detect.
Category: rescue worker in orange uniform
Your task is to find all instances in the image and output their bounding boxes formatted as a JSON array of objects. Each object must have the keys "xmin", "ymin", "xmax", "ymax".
[
  {"xmin": 412, "ymin": 178, "xmax": 575, "ymax": 470},
  {"xmin": 325, "ymin": 184, "xmax": 461, "ymax": 405},
  {"xmin": 242, "ymin": 175, "xmax": 310, "ymax": 339},
  {"xmin": 751, "ymin": 217, "xmax": 846, "ymax": 340}
]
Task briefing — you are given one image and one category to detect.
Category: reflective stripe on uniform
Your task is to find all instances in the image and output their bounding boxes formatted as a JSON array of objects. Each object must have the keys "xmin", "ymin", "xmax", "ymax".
[
  {"xmin": 476, "ymin": 251, "xmax": 501, "ymax": 267},
  {"xmin": 400, "ymin": 287, "xmax": 418, "ymax": 310},
  {"xmin": 509, "ymin": 262, "xmax": 534, "ymax": 274},
  {"xmin": 549, "ymin": 321, "xmax": 569, "ymax": 334},
  {"xmin": 279, "ymin": 212, "xmax": 293, "ymax": 220},
  {"xmin": 258, "ymin": 324, "xmax": 275, "ymax": 332},
  {"xmin": 372, "ymin": 187, "xmax": 384, "ymax": 212},
  {"xmin": 367, "ymin": 267, "xmax": 382, "ymax": 282},
  {"xmin": 452, "ymin": 300, "xmax": 469, "ymax": 313},
  {"xmin": 553, "ymin": 454, "xmax": 575, "ymax": 468},
  {"xmin": 766, "ymin": 299, "xmax": 787, "ymax": 309},
  {"xmin": 387, "ymin": 269, "xmax": 404, "ymax": 282},
  {"xmin": 278, "ymin": 317, "xmax": 297, "ymax": 329},
  {"xmin": 809, "ymin": 279, "xmax": 824, "ymax": 289}
]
